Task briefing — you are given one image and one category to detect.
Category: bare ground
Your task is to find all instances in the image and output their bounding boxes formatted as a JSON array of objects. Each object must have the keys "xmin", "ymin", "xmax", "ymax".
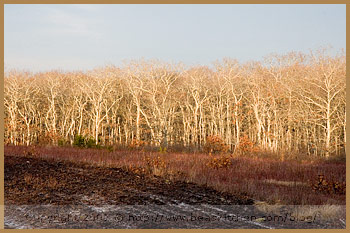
[{"xmin": 4, "ymin": 155, "xmax": 345, "ymax": 229}]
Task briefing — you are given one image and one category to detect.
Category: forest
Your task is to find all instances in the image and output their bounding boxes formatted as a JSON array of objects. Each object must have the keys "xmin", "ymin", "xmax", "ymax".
[{"xmin": 4, "ymin": 48, "xmax": 346, "ymax": 158}]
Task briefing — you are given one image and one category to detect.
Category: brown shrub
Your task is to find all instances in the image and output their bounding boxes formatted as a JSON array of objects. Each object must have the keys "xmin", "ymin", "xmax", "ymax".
[
  {"xmin": 144, "ymin": 155, "xmax": 168, "ymax": 176},
  {"xmin": 207, "ymin": 155, "xmax": 233, "ymax": 169},
  {"xmin": 312, "ymin": 174, "xmax": 346, "ymax": 195},
  {"xmin": 204, "ymin": 135, "xmax": 229, "ymax": 154},
  {"xmin": 37, "ymin": 130, "xmax": 62, "ymax": 146},
  {"xmin": 237, "ymin": 134, "xmax": 259, "ymax": 155},
  {"xmin": 129, "ymin": 139, "xmax": 147, "ymax": 150}
]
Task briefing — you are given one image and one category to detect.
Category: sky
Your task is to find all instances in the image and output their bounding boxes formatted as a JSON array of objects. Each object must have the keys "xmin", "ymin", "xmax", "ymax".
[{"xmin": 4, "ymin": 4, "xmax": 346, "ymax": 72}]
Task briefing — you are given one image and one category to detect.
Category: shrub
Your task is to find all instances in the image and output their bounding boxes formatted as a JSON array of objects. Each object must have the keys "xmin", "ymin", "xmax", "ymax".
[
  {"xmin": 312, "ymin": 175, "xmax": 346, "ymax": 195},
  {"xmin": 159, "ymin": 146, "xmax": 167, "ymax": 153},
  {"xmin": 129, "ymin": 139, "xmax": 147, "ymax": 150},
  {"xmin": 144, "ymin": 155, "xmax": 168, "ymax": 176},
  {"xmin": 204, "ymin": 135, "xmax": 229, "ymax": 154},
  {"xmin": 105, "ymin": 145, "xmax": 114, "ymax": 152},
  {"xmin": 58, "ymin": 138, "xmax": 68, "ymax": 146},
  {"xmin": 73, "ymin": 135, "xmax": 86, "ymax": 148},
  {"xmin": 86, "ymin": 137, "xmax": 98, "ymax": 148},
  {"xmin": 237, "ymin": 134, "xmax": 259, "ymax": 155},
  {"xmin": 37, "ymin": 130, "xmax": 62, "ymax": 146},
  {"xmin": 207, "ymin": 155, "xmax": 233, "ymax": 169},
  {"xmin": 73, "ymin": 135, "xmax": 100, "ymax": 149}
]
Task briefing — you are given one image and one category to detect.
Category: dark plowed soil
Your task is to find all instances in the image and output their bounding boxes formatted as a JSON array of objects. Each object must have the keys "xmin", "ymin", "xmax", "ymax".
[{"xmin": 5, "ymin": 155, "xmax": 253, "ymax": 206}]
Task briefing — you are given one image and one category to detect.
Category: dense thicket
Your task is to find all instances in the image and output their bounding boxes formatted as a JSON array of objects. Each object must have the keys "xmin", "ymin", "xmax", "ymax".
[{"xmin": 5, "ymin": 49, "xmax": 346, "ymax": 157}]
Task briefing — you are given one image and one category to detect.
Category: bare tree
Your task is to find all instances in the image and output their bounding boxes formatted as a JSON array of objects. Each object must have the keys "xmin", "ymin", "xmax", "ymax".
[{"xmin": 4, "ymin": 49, "xmax": 345, "ymax": 158}]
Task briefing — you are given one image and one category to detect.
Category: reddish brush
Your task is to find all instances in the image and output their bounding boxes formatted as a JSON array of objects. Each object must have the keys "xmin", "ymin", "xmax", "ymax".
[
  {"xmin": 204, "ymin": 135, "xmax": 229, "ymax": 154},
  {"xmin": 5, "ymin": 145, "xmax": 345, "ymax": 205}
]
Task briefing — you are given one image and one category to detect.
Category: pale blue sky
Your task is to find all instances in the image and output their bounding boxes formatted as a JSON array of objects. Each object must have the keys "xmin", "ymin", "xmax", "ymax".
[{"xmin": 4, "ymin": 4, "xmax": 346, "ymax": 72}]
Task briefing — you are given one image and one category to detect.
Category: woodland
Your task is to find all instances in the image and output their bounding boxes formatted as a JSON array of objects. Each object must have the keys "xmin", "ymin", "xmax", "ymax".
[{"xmin": 4, "ymin": 49, "xmax": 346, "ymax": 158}]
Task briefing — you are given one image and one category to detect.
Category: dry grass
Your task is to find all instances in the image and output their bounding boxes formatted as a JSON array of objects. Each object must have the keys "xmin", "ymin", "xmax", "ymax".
[
  {"xmin": 291, "ymin": 205, "xmax": 345, "ymax": 221},
  {"xmin": 254, "ymin": 201, "xmax": 283, "ymax": 215},
  {"xmin": 254, "ymin": 203, "xmax": 345, "ymax": 223},
  {"xmin": 5, "ymin": 145, "xmax": 345, "ymax": 205},
  {"xmin": 263, "ymin": 179, "xmax": 308, "ymax": 187}
]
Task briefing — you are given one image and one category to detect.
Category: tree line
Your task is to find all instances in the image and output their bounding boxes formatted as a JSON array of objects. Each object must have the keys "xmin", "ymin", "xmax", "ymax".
[{"xmin": 4, "ymin": 49, "xmax": 345, "ymax": 157}]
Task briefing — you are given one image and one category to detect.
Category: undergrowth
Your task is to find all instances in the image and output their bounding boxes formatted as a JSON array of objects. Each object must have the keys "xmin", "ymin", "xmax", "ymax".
[{"xmin": 5, "ymin": 145, "xmax": 345, "ymax": 205}]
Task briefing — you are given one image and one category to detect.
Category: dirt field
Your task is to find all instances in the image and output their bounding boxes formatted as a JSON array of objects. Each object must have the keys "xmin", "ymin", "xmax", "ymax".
[{"xmin": 4, "ymin": 155, "xmax": 346, "ymax": 229}]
